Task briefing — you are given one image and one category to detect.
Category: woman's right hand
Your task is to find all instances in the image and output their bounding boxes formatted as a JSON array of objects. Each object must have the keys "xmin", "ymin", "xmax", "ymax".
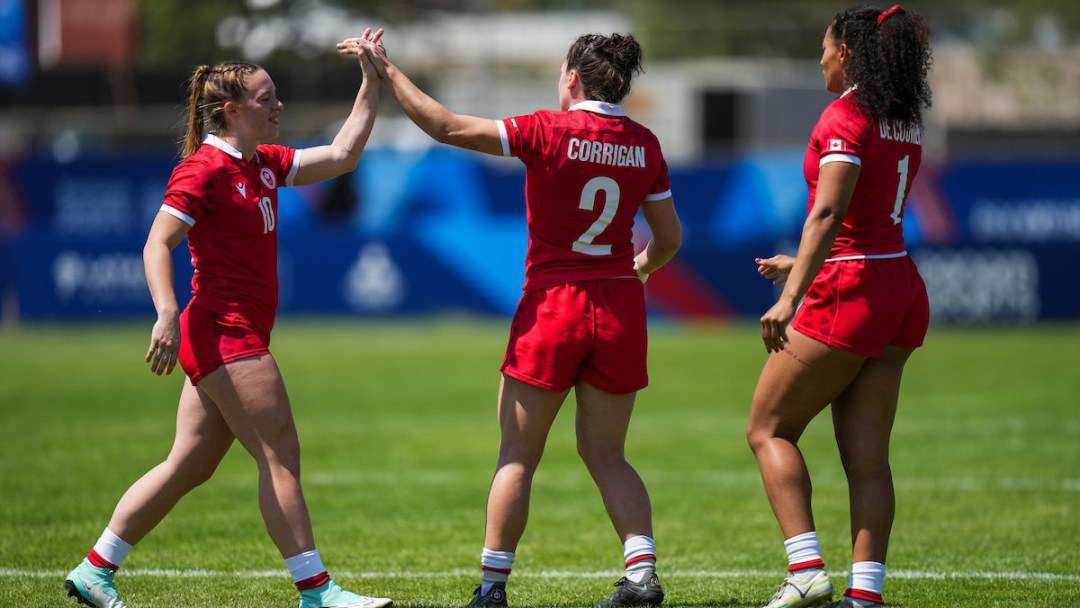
[
  {"xmin": 338, "ymin": 28, "xmax": 389, "ymax": 80},
  {"xmin": 756, "ymin": 254, "xmax": 795, "ymax": 285},
  {"xmin": 146, "ymin": 312, "xmax": 181, "ymax": 376},
  {"xmin": 760, "ymin": 297, "xmax": 797, "ymax": 353}
]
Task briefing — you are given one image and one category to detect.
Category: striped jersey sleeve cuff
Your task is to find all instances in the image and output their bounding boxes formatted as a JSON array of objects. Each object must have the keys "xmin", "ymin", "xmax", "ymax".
[
  {"xmin": 820, "ymin": 153, "xmax": 861, "ymax": 167},
  {"xmin": 645, "ymin": 189, "xmax": 672, "ymax": 202},
  {"xmin": 495, "ymin": 119, "xmax": 511, "ymax": 157},
  {"xmin": 286, "ymin": 148, "xmax": 302, "ymax": 187},
  {"xmin": 160, "ymin": 204, "xmax": 195, "ymax": 226}
]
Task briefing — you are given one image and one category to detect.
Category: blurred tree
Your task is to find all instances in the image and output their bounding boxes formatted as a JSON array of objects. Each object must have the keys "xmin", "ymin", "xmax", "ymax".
[
  {"xmin": 134, "ymin": 0, "xmax": 241, "ymax": 67},
  {"xmin": 129, "ymin": 0, "xmax": 1080, "ymax": 69}
]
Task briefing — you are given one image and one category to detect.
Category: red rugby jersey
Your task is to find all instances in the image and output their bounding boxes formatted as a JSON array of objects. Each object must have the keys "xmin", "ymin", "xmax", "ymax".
[
  {"xmin": 161, "ymin": 135, "xmax": 299, "ymax": 308},
  {"xmin": 498, "ymin": 101, "xmax": 672, "ymax": 291},
  {"xmin": 804, "ymin": 88, "xmax": 923, "ymax": 259}
]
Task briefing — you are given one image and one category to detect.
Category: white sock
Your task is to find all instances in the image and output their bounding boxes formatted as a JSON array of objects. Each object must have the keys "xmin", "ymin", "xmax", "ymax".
[
  {"xmin": 480, "ymin": 548, "xmax": 514, "ymax": 594},
  {"xmin": 92, "ymin": 528, "xmax": 133, "ymax": 568},
  {"xmin": 284, "ymin": 549, "xmax": 326, "ymax": 584},
  {"xmin": 623, "ymin": 535, "xmax": 657, "ymax": 583},
  {"xmin": 848, "ymin": 561, "xmax": 886, "ymax": 600},
  {"xmin": 784, "ymin": 531, "xmax": 824, "ymax": 572}
]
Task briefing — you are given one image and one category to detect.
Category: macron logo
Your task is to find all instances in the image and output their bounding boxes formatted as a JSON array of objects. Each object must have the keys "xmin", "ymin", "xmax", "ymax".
[{"xmin": 236, "ymin": 182, "xmax": 247, "ymax": 198}]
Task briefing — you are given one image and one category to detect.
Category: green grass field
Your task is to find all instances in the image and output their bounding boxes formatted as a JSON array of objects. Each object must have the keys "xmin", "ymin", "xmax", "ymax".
[{"xmin": 1, "ymin": 319, "xmax": 1077, "ymax": 607}]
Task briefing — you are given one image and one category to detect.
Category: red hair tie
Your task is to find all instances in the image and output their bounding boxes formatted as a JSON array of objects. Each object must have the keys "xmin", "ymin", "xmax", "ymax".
[{"xmin": 877, "ymin": 4, "xmax": 905, "ymax": 26}]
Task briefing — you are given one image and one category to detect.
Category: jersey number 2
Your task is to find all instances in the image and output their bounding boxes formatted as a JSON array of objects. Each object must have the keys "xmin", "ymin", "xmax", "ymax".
[
  {"xmin": 890, "ymin": 155, "xmax": 910, "ymax": 225},
  {"xmin": 572, "ymin": 176, "xmax": 620, "ymax": 256}
]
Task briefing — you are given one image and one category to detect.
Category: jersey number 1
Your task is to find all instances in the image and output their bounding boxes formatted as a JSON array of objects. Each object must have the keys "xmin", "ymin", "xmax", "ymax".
[
  {"xmin": 890, "ymin": 155, "xmax": 910, "ymax": 225},
  {"xmin": 572, "ymin": 176, "xmax": 620, "ymax": 256}
]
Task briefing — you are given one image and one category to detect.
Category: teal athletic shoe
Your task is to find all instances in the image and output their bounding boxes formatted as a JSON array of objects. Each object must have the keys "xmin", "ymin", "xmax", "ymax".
[
  {"xmin": 299, "ymin": 580, "xmax": 393, "ymax": 608},
  {"xmin": 64, "ymin": 559, "xmax": 127, "ymax": 608}
]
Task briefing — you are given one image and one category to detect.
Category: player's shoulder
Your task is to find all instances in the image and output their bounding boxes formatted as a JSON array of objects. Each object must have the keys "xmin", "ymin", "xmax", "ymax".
[
  {"xmin": 166, "ymin": 147, "xmax": 225, "ymax": 190},
  {"xmin": 820, "ymin": 92, "xmax": 870, "ymax": 126},
  {"xmin": 256, "ymin": 142, "xmax": 291, "ymax": 158},
  {"xmin": 170, "ymin": 148, "xmax": 219, "ymax": 181}
]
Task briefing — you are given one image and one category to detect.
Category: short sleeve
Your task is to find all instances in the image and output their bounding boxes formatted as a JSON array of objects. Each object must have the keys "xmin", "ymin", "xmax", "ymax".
[
  {"xmin": 646, "ymin": 151, "xmax": 673, "ymax": 202},
  {"xmin": 500, "ymin": 111, "xmax": 550, "ymax": 165},
  {"xmin": 813, "ymin": 100, "xmax": 871, "ymax": 168},
  {"xmin": 162, "ymin": 159, "xmax": 214, "ymax": 226}
]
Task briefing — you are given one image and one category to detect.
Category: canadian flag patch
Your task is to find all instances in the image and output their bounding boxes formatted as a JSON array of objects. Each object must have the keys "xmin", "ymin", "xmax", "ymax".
[{"xmin": 828, "ymin": 139, "xmax": 845, "ymax": 152}]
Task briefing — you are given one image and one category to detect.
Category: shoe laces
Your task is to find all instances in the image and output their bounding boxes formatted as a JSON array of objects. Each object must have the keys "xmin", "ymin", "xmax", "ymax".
[
  {"xmin": 768, "ymin": 579, "xmax": 797, "ymax": 603},
  {"xmin": 612, "ymin": 577, "xmax": 629, "ymax": 588}
]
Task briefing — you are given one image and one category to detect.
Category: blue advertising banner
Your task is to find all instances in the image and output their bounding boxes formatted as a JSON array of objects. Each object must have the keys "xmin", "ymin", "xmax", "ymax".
[{"xmin": 2, "ymin": 148, "xmax": 1078, "ymax": 323}]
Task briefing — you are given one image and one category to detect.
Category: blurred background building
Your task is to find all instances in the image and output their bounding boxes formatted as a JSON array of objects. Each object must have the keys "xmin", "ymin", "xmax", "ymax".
[{"xmin": 1, "ymin": 0, "xmax": 1078, "ymax": 325}]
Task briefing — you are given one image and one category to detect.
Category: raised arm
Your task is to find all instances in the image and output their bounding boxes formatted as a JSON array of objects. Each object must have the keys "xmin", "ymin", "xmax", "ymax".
[
  {"xmin": 293, "ymin": 28, "xmax": 383, "ymax": 186},
  {"xmin": 759, "ymin": 161, "xmax": 860, "ymax": 352},
  {"xmin": 338, "ymin": 35, "xmax": 503, "ymax": 156}
]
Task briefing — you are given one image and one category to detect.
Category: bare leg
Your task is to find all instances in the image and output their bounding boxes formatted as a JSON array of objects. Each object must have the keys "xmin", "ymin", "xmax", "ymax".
[
  {"xmin": 832, "ymin": 345, "xmax": 913, "ymax": 564},
  {"xmin": 482, "ymin": 375, "xmax": 567, "ymax": 551},
  {"xmin": 746, "ymin": 329, "xmax": 865, "ymax": 538},
  {"xmin": 575, "ymin": 381, "xmax": 652, "ymax": 541},
  {"xmin": 196, "ymin": 355, "xmax": 314, "ymax": 558},
  {"xmin": 106, "ymin": 378, "xmax": 235, "ymax": 544}
]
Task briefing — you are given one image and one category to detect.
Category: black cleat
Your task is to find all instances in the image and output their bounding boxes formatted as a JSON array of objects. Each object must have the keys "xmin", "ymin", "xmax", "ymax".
[
  {"xmin": 597, "ymin": 573, "xmax": 665, "ymax": 608},
  {"xmin": 466, "ymin": 583, "xmax": 508, "ymax": 608}
]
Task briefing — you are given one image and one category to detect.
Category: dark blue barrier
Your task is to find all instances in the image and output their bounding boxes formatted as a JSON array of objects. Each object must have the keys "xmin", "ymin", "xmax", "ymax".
[{"xmin": 2, "ymin": 148, "xmax": 1078, "ymax": 323}]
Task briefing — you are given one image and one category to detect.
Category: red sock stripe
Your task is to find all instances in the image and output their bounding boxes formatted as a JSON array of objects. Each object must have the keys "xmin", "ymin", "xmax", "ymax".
[
  {"xmin": 296, "ymin": 571, "xmax": 331, "ymax": 591},
  {"xmin": 625, "ymin": 554, "xmax": 657, "ymax": 567},
  {"xmin": 86, "ymin": 549, "xmax": 118, "ymax": 571},
  {"xmin": 846, "ymin": 588, "xmax": 884, "ymax": 603},
  {"xmin": 788, "ymin": 558, "xmax": 825, "ymax": 572},
  {"xmin": 481, "ymin": 565, "xmax": 512, "ymax": 575}
]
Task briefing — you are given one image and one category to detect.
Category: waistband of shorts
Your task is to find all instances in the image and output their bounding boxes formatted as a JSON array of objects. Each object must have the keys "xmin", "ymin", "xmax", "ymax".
[
  {"xmin": 188, "ymin": 293, "xmax": 276, "ymax": 318},
  {"xmin": 824, "ymin": 250, "xmax": 908, "ymax": 263}
]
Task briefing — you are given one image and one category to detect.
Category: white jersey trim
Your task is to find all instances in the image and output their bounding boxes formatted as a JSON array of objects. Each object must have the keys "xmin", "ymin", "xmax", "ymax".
[
  {"xmin": 825, "ymin": 250, "xmax": 908, "ymax": 262},
  {"xmin": 645, "ymin": 190, "xmax": 672, "ymax": 202},
  {"xmin": 568, "ymin": 100, "xmax": 625, "ymax": 117},
  {"xmin": 286, "ymin": 149, "xmax": 302, "ymax": 187},
  {"xmin": 496, "ymin": 119, "xmax": 511, "ymax": 157},
  {"xmin": 821, "ymin": 153, "xmax": 861, "ymax": 167},
  {"xmin": 160, "ymin": 204, "xmax": 195, "ymax": 227}
]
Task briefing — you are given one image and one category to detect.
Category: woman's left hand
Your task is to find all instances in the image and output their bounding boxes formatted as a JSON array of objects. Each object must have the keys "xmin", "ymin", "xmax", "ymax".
[{"xmin": 756, "ymin": 254, "xmax": 795, "ymax": 285}]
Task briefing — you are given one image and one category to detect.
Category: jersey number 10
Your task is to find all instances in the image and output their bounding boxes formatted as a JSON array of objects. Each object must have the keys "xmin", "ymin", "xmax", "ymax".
[{"xmin": 258, "ymin": 196, "xmax": 276, "ymax": 234}]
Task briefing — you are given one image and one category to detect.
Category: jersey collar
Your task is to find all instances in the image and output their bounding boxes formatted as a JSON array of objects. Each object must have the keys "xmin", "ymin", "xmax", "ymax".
[
  {"xmin": 568, "ymin": 100, "xmax": 625, "ymax": 117},
  {"xmin": 204, "ymin": 133, "xmax": 258, "ymax": 162}
]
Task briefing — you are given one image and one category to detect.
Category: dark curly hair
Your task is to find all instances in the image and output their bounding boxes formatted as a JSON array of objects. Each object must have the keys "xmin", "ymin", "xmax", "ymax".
[
  {"xmin": 565, "ymin": 33, "xmax": 644, "ymax": 104},
  {"xmin": 832, "ymin": 5, "xmax": 933, "ymax": 124}
]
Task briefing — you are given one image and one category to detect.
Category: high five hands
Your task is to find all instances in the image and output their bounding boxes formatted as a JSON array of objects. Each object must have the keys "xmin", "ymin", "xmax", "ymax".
[{"xmin": 337, "ymin": 29, "xmax": 390, "ymax": 80}]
